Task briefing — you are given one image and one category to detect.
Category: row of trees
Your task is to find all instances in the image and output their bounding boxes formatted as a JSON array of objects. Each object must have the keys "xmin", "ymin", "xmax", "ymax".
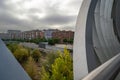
[
  {"xmin": 3, "ymin": 38, "xmax": 47, "ymax": 44},
  {"xmin": 7, "ymin": 43, "xmax": 73, "ymax": 80},
  {"xmin": 3, "ymin": 38, "xmax": 73, "ymax": 45}
]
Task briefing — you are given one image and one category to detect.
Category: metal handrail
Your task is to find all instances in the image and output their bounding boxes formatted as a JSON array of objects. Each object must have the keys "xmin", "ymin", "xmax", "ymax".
[{"xmin": 82, "ymin": 53, "xmax": 120, "ymax": 80}]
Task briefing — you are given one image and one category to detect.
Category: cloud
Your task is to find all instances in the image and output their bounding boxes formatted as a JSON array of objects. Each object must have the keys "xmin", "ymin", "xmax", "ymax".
[
  {"xmin": 0, "ymin": 0, "xmax": 82, "ymax": 33},
  {"xmin": 39, "ymin": 14, "xmax": 76, "ymax": 25}
]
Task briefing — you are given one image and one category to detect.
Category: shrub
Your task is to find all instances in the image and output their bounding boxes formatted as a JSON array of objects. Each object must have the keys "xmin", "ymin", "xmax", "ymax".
[
  {"xmin": 51, "ymin": 49, "xmax": 73, "ymax": 80},
  {"xmin": 7, "ymin": 43, "xmax": 18, "ymax": 53},
  {"xmin": 63, "ymin": 39, "xmax": 68, "ymax": 44},
  {"xmin": 41, "ymin": 66, "xmax": 50, "ymax": 80},
  {"xmin": 43, "ymin": 52, "xmax": 59, "ymax": 73},
  {"xmin": 41, "ymin": 48, "xmax": 73, "ymax": 80},
  {"xmin": 53, "ymin": 38, "xmax": 60, "ymax": 44},
  {"xmin": 48, "ymin": 39, "xmax": 55, "ymax": 45},
  {"xmin": 31, "ymin": 49, "xmax": 41, "ymax": 62},
  {"xmin": 13, "ymin": 48, "xmax": 29, "ymax": 63},
  {"xmin": 24, "ymin": 57, "xmax": 39, "ymax": 80}
]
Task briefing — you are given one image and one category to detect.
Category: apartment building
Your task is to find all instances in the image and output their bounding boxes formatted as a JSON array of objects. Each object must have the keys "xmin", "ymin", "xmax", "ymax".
[{"xmin": 52, "ymin": 30, "xmax": 74, "ymax": 43}]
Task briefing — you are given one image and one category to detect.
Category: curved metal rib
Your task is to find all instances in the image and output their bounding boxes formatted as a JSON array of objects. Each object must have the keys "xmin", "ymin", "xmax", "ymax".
[{"xmin": 82, "ymin": 53, "xmax": 120, "ymax": 80}]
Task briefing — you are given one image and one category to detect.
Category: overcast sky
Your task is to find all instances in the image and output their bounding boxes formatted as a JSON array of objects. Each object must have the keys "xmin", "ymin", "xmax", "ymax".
[{"xmin": 0, "ymin": 0, "xmax": 83, "ymax": 33}]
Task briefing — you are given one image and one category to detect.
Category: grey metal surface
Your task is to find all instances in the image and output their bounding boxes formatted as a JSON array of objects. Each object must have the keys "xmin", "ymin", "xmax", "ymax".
[
  {"xmin": 85, "ymin": 0, "xmax": 100, "ymax": 72},
  {"xmin": 82, "ymin": 53, "xmax": 120, "ymax": 80},
  {"xmin": 0, "ymin": 39, "xmax": 31, "ymax": 80},
  {"xmin": 73, "ymin": 0, "xmax": 91, "ymax": 79},
  {"xmin": 73, "ymin": 0, "xmax": 120, "ymax": 80},
  {"xmin": 112, "ymin": 0, "xmax": 120, "ymax": 42}
]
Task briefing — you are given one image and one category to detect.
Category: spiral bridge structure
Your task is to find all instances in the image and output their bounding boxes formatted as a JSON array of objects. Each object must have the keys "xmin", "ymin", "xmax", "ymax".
[{"xmin": 73, "ymin": 0, "xmax": 120, "ymax": 80}]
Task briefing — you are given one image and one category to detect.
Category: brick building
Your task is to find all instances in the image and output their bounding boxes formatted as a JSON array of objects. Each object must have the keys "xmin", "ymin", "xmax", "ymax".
[
  {"xmin": 8, "ymin": 30, "xmax": 21, "ymax": 39},
  {"xmin": 0, "ymin": 30, "xmax": 74, "ymax": 42},
  {"xmin": 22, "ymin": 30, "xmax": 44, "ymax": 40},
  {"xmin": 0, "ymin": 33, "xmax": 10, "ymax": 39},
  {"xmin": 43, "ymin": 29, "xmax": 59, "ymax": 39},
  {"xmin": 0, "ymin": 30, "xmax": 44, "ymax": 40},
  {"xmin": 52, "ymin": 30, "xmax": 74, "ymax": 43}
]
